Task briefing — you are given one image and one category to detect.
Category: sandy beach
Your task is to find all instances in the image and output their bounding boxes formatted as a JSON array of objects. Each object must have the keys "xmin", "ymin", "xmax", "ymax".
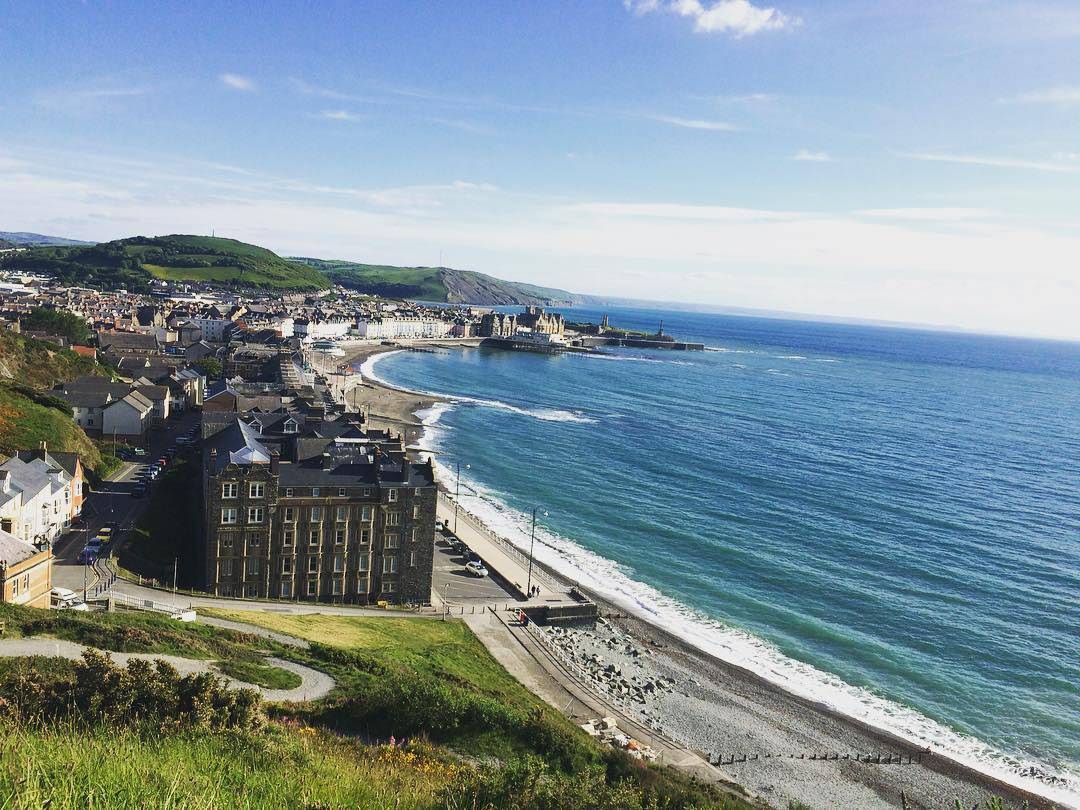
[{"xmin": 335, "ymin": 340, "xmax": 1063, "ymax": 810}]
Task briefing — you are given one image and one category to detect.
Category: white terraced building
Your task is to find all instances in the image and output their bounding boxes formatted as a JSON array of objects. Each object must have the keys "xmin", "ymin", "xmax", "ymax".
[{"xmin": 353, "ymin": 317, "xmax": 453, "ymax": 340}]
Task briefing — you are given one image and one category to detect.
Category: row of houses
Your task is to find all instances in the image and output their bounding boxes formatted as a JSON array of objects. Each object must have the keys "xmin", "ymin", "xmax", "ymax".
[{"xmin": 0, "ymin": 447, "xmax": 89, "ymax": 608}]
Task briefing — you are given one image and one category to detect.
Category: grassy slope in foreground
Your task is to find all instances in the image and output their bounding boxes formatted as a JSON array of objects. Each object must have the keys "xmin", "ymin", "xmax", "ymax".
[
  {"xmin": 0, "ymin": 603, "xmax": 757, "ymax": 809},
  {"xmin": 1, "ymin": 235, "xmax": 330, "ymax": 292},
  {"xmin": 292, "ymin": 256, "xmax": 578, "ymax": 306}
]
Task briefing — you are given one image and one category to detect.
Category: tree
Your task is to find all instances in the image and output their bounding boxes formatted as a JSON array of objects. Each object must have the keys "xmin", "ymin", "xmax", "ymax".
[
  {"xmin": 194, "ymin": 357, "xmax": 222, "ymax": 379},
  {"xmin": 21, "ymin": 307, "xmax": 91, "ymax": 345}
]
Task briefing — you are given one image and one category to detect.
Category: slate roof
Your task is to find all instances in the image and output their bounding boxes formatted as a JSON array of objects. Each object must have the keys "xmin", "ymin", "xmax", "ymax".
[{"xmin": 0, "ymin": 528, "xmax": 41, "ymax": 566}]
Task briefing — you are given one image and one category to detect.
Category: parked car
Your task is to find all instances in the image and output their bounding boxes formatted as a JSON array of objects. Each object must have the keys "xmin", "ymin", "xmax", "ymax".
[
  {"xmin": 465, "ymin": 560, "xmax": 489, "ymax": 578},
  {"xmin": 97, "ymin": 526, "xmax": 113, "ymax": 541},
  {"xmin": 78, "ymin": 547, "xmax": 98, "ymax": 565},
  {"xmin": 133, "ymin": 448, "xmax": 146, "ymax": 457},
  {"xmin": 465, "ymin": 550, "xmax": 481, "ymax": 564}
]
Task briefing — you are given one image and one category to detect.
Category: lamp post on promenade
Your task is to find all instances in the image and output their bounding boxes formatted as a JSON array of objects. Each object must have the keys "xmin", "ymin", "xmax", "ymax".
[
  {"xmin": 454, "ymin": 462, "xmax": 470, "ymax": 536},
  {"xmin": 527, "ymin": 508, "xmax": 548, "ymax": 599}
]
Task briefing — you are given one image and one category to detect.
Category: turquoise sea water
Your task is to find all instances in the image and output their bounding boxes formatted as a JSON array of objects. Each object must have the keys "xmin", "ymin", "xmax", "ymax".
[{"xmin": 363, "ymin": 306, "xmax": 1080, "ymax": 803}]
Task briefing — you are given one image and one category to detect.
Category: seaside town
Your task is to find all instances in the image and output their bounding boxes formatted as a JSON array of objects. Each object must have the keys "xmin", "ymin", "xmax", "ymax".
[{"xmin": 2, "ymin": 3, "xmax": 1075, "ymax": 807}]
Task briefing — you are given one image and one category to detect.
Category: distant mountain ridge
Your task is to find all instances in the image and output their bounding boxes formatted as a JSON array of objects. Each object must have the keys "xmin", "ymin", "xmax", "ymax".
[
  {"xmin": 290, "ymin": 257, "xmax": 580, "ymax": 306},
  {"xmin": 0, "ymin": 231, "xmax": 95, "ymax": 247},
  {"xmin": 1, "ymin": 234, "xmax": 329, "ymax": 292},
  {"xmin": 0, "ymin": 231, "xmax": 584, "ymax": 306}
]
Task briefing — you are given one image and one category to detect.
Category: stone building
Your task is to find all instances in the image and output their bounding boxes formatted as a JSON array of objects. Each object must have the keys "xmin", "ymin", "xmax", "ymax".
[
  {"xmin": 0, "ymin": 530, "xmax": 52, "ymax": 608},
  {"xmin": 201, "ymin": 415, "xmax": 436, "ymax": 604},
  {"xmin": 478, "ymin": 312, "xmax": 517, "ymax": 337}
]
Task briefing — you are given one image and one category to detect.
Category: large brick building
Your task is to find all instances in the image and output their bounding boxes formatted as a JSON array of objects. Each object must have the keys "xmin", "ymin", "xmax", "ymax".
[{"xmin": 200, "ymin": 414, "xmax": 436, "ymax": 604}]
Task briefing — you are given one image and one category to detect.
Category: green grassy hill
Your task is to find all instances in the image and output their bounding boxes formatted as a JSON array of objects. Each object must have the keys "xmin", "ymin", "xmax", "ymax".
[
  {"xmin": 1, "ymin": 235, "xmax": 330, "ymax": 292},
  {"xmin": 0, "ymin": 329, "xmax": 111, "ymax": 472},
  {"xmin": 0, "ymin": 603, "xmax": 758, "ymax": 810},
  {"xmin": 293, "ymin": 257, "xmax": 579, "ymax": 306}
]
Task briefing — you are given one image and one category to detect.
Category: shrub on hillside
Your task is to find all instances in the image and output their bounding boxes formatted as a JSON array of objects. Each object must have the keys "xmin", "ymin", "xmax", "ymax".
[{"xmin": 0, "ymin": 650, "xmax": 261, "ymax": 732}]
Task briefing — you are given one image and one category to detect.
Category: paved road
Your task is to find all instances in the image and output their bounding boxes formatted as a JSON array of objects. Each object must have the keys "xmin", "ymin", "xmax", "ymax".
[
  {"xmin": 431, "ymin": 534, "xmax": 520, "ymax": 607},
  {"xmin": 52, "ymin": 412, "xmax": 200, "ymax": 595},
  {"xmin": 0, "ymin": 637, "xmax": 334, "ymax": 703}
]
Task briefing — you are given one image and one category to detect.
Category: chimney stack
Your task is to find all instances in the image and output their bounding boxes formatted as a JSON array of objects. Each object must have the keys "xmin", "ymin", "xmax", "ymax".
[{"xmin": 270, "ymin": 451, "xmax": 280, "ymax": 475}]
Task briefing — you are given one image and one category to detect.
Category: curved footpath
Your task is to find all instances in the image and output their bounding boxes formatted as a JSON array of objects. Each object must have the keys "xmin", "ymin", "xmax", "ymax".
[{"xmin": 0, "ymin": 638, "xmax": 334, "ymax": 703}]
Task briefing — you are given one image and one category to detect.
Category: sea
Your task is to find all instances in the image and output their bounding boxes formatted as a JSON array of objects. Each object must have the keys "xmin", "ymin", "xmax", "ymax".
[{"xmin": 360, "ymin": 304, "xmax": 1080, "ymax": 805}]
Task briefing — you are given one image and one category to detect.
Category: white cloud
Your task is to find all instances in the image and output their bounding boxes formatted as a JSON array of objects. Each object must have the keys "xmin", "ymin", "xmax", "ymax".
[
  {"xmin": 220, "ymin": 73, "xmax": 256, "ymax": 92},
  {"xmin": 646, "ymin": 114, "xmax": 737, "ymax": 131},
  {"xmin": 320, "ymin": 109, "xmax": 363, "ymax": 122},
  {"xmin": 793, "ymin": 149, "xmax": 830, "ymax": 162},
  {"xmin": 1053, "ymin": 151, "xmax": 1080, "ymax": 161},
  {"xmin": 903, "ymin": 152, "xmax": 1080, "ymax": 174},
  {"xmin": 855, "ymin": 208, "xmax": 993, "ymax": 222},
  {"xmin": 625, "ymin": 0, "xmax": 799, "ymax": 37},
  {"xmin": 34, "ymin": 83, "xmax": 150, "ymax": 111},
  {"xmin": 566, "ymin": 202, "xmax": 795, "ymax": 221},
  {"xmin": 1001, "ymin": 86, "xmax": 1080, "ymax": 106}
]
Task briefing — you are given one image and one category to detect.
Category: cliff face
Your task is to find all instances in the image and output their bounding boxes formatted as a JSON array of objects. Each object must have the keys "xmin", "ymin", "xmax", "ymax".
[{"xmin": 439, "ymin": 269, "xmax": 577, "ymax": 306}]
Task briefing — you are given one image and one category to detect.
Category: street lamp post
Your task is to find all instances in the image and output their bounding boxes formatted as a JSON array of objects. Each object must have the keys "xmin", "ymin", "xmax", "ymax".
[
  {"xmin": 453, "ymin": 462, "xmax": 470, "ymax": 536},
  {"xmin": 526, "ymin": 508, "xmax": 548, "ymax": 599}
]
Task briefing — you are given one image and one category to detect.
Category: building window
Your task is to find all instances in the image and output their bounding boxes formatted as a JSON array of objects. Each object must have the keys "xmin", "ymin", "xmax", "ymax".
[
  {"xmin": 283, "ymin": 529, "xmax": 294, "ymax": 547},
  {"xmin": 249, "ymin": 482, "xmax": 264, "ymax": 498},
  {"xmin": 359, "ymin": 529, "xmax": 370, "ymax": 544},
  {"xmin": 382, "ymin": 580, "xmax": 396, "ymax": 594},
  {"xmin": 338, "ymin": 487, "xmax": 346, "ymax": 497},
  {"xmin": 411, "ymin": 527, "xmax": 421, "ymax": 543},
  {"xmin": 221, "ymin": 537, "xmax": 233, "ymax": 550},
  {"xmin": 281, "ymin": 558, "xmax": 293, "ymax": 574},
  {"xmin": 412, "ymin": 505, "xmax": 420, "ymax": 519},
  {"xmin": 332, "ymin": 579, "xmax": 342, "ymax": 596},
  {"xmin": 358, "ymin": 556, "xmax": 369, "ymax": 572},
  {"xmin": 306, "ymin": 579, "xmax": 317, "ymax": 596},
  {"xmin": 221, "ymin": 508, "xmax": 238, "ymax": 525},
  {"xmin": 335, "ymin": 528, "xmax": 345, "ymax": 545},
  {"xmin": 245, "ymin": 584, "xmax": 257, "ymax": 598},
  {"xmin": 285, "ymin": 488, "xmax": 294, "ymax": 497},
  {"xmin": 361, "ymin": 506, "xmax": 372, "ymax": 522},
  {"xmin": 221, "ymin": 559, "xmax": 233, "ymax": 576},
  {"xmin": 386, "ymin": 512, "xmax": 401, "ymax": 527},
  {"xmin": 284, "ymin": 506, "xmax": 295, "ymax": 522},
  {"xmin": 409, "ymin": 551, "xmax": 417, "ymax": 568},
  {"xmin": 385, "ymin": 534, "xmax": 399, "ymax": 550},
  {"xmin": 309, "ymin": 528, "xmax": 320, "ymax": 546},
  {"xmin": 335, "ymin": 506, "xmax": 348, "ymax": 522},
  {"xmin": 383, "ymin": 556, "xmax": 398, "ymax": 574},
  {"xmin": 247, "ymin": 507, "xmax": 264, "ymax": 524},
  {"xmin": 362, "ymin": 488, "xmax": 372, "ymax": 497},
  {"xmin": 387, "ymin": 488, "xmax": 398, "ymax": 503},
  {"xmin": 222, "ymin": 482, "xmax": 238, "ymax": 499},
  {"xmin": 312, "ymin": 487, "xmax": 320, "ymax": 497},
  {"xmin": 280, "ymin": 581, "xmax": 292, "ymax": 598},
  {"xmin": 333, "ymin": 554, "xmax": 344, "ymax": 573},
  {"xmin": 245, "ymin": 557, "xmax": 259, "ymax": 576},
  {"xmin": 307, "ymin": 555, "xmax": 318, "ymax": 571},
  {"xmin": 310, "ymin": 506, "xmax": 323, "ymax": 522},
  {"xmin": 247, "ymin": 534, "xmax": 261, "ymax": 548}
]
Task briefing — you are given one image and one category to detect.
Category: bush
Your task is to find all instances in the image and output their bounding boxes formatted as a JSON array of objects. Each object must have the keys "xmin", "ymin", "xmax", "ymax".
[{"xmin": 0, "ymin": 649, "xmax": 262, "ymax": 732}]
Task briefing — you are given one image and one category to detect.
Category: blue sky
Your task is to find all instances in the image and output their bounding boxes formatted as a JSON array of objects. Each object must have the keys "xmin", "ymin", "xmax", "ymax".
[{"xmin": 2, "ymin": 1, "xmax": 1079, "ymax": 339}]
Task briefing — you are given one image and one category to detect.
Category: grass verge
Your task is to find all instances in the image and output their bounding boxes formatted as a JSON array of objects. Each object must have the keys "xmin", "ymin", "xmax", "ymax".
[{"xmin": 215, "ymin": 659, "xmax": 302, "ymax": 690}]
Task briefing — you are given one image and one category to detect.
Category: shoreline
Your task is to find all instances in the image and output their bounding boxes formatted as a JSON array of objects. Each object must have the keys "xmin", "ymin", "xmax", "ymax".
[{"xmin": 342, "ymin": 341, "xmax": 1069, "ymax": 810}]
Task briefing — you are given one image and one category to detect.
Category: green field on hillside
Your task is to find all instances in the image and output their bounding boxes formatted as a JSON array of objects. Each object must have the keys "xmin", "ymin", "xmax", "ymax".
[{"xmin": 1, "ymin": 235, "xmax": 330, "ymax": 292}]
